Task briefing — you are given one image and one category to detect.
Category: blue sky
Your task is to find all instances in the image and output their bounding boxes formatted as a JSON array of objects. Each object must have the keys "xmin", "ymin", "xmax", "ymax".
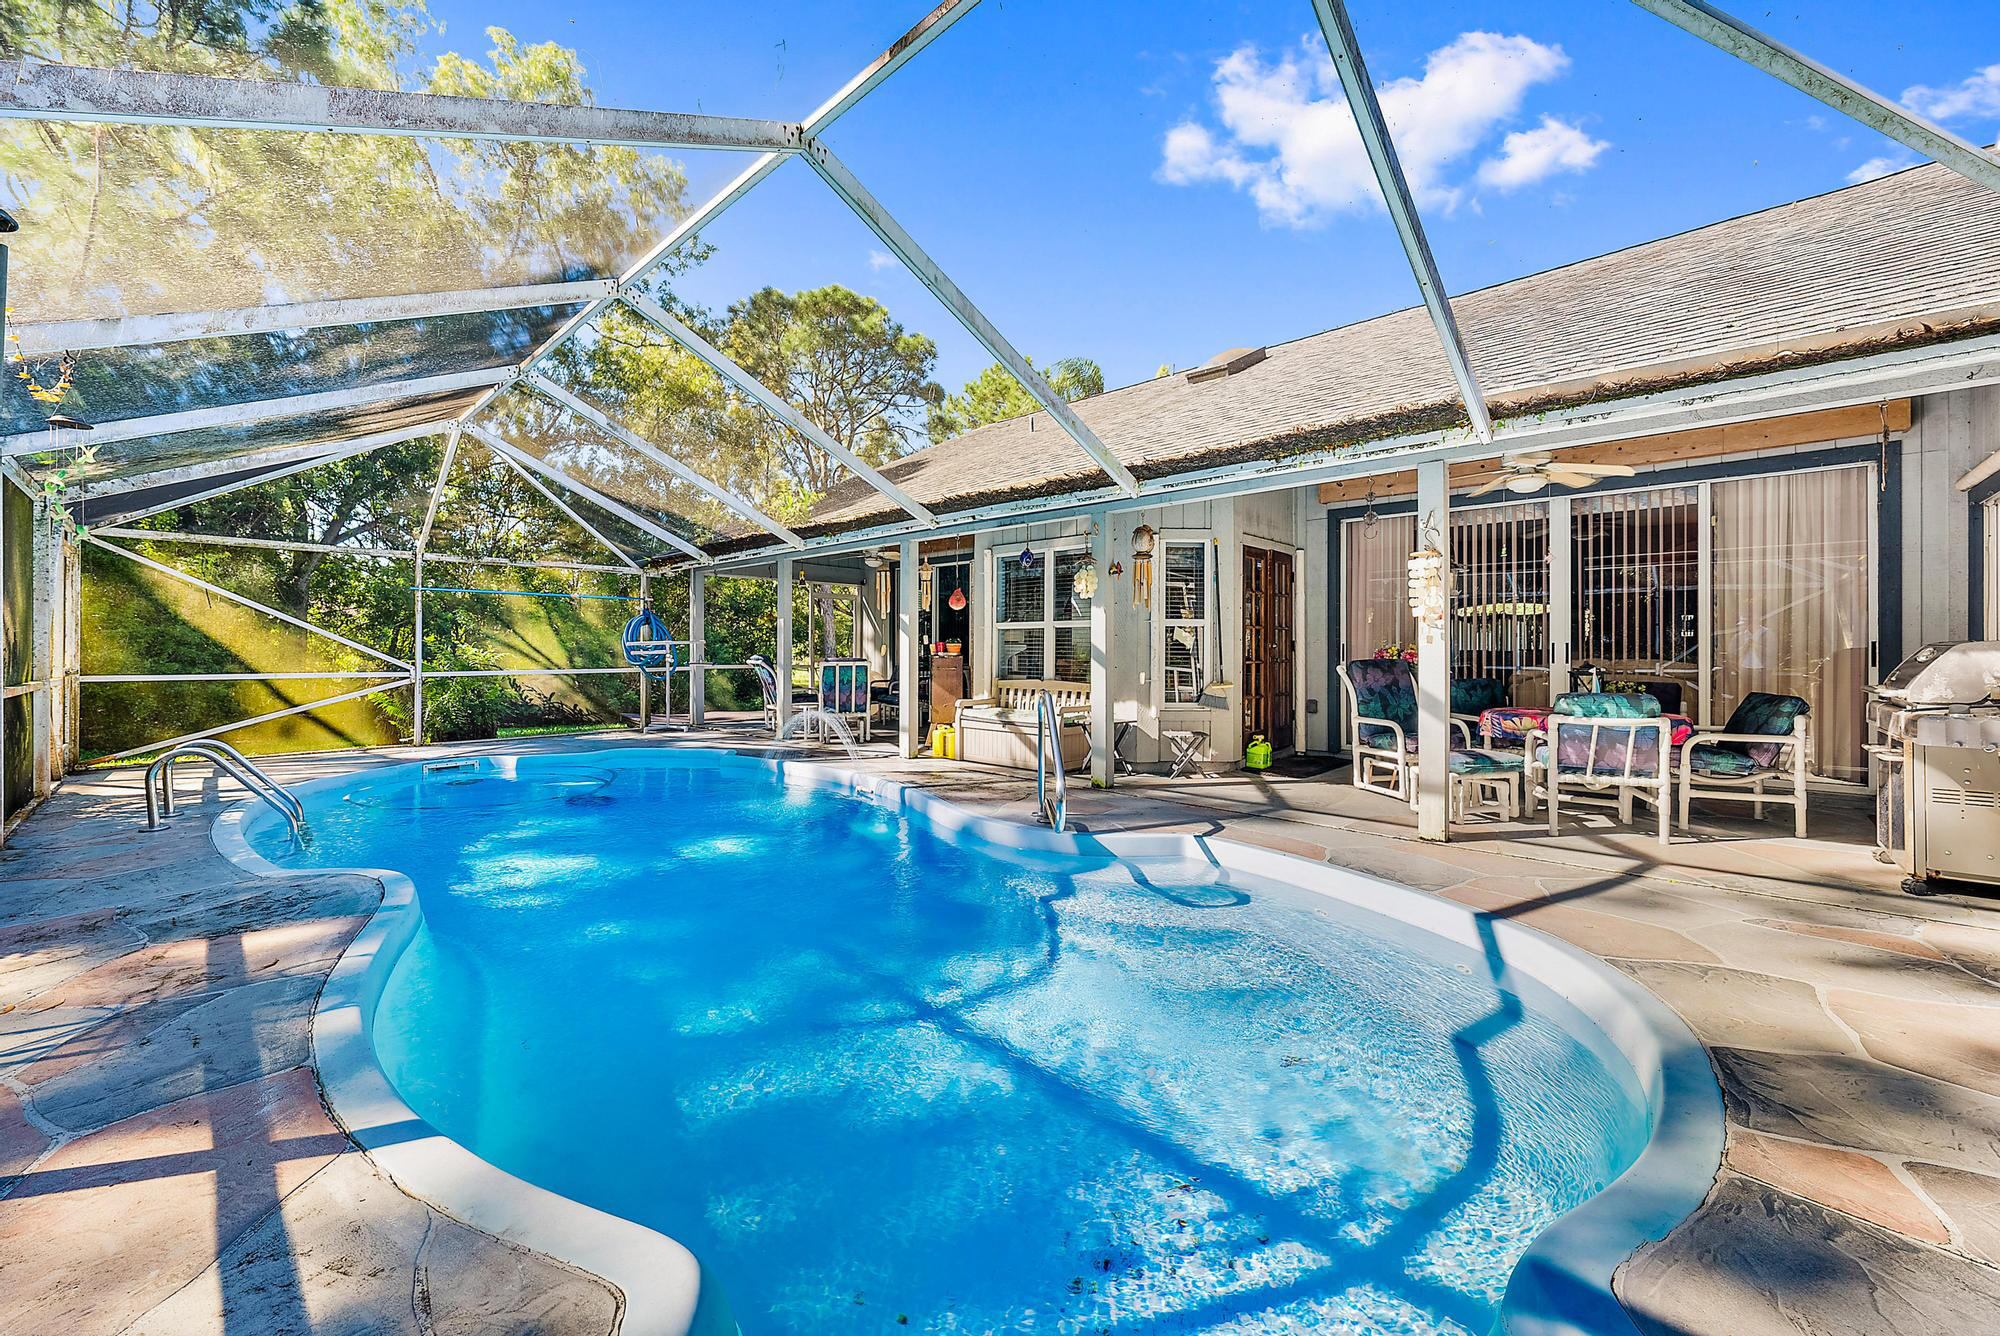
[{"xmin": 423, "ymin": 1, "xmax": 2000, "ymax": 401}]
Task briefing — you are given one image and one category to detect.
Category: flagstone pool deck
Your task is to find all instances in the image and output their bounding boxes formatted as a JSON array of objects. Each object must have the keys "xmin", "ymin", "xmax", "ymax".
[{"xmin": 4, "ymin": 731, "xmax": 1999, "ymax": 1334}]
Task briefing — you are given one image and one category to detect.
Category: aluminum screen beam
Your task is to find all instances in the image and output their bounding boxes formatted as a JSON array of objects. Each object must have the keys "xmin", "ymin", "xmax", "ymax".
[
  {"xmin": 1, "ymin": 366, "xmax": 509, "ymax": 456},
  {"xmin": 90, "ymin": 424, "xmax": 449, "ymax": 526},
  {"xmin": 614, "ymin": 293, "xmax": 939, "ymax": 527},
  {"xmin": 801, "ymin": 0, "xmax": 987, "ymax": 135},
  {"xmin": 413, "ymin": 425, "xmax": 460, "ymax": 556},
  {"xmin": 12, "ymin": 280, "xmax": 613, "ymax": 358},
  {"xmin": 1632, "ymin": 0, "xmax": 2000, "ymax": 194},
  {"xmin": 0, "ymin": 61, "xmax": 803, "ymax": 153},
  {"xmin": 804, "ymin": 145, "xmax": 1141, "ymax": 494},
  {"xmin": 78, "ymin": 423, "xmax": 446, "ymax": 502},
  {"xmin": 1311, "ymin": 0, "xmax": 1493, "ymax": 443},
  {"xmin": 456, "ymin": 1, "xmax": 983, "ymax": 429},
  {"xmin": 522, "ymin": 370, "xmax": 807, "ymax": 546},
  {"xmin": 89, "ymin": 537, "xmax": 413, "ymax": 669},
  {"xmin": 488, "ymin": 449, "xmax": 645, "ymax": 571},
  {"xmin": 465, "ymin": 424, "xmax": 709, "ymax": 563}
]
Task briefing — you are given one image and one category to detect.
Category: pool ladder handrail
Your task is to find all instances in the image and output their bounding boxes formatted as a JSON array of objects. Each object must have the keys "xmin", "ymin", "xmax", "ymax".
[
  {"xmin": 1035, "ymin": 689, "xmax": 1067, "ymax": 832},
  {"xmin": 146, "ymin": 739, "xmax": 304, "ymax": 840}
]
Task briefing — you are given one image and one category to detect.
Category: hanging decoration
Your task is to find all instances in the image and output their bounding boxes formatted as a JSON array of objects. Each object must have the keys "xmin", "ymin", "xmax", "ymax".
[
  {"xmin": 1073, "ymin": 559, "xmax": 1099, "ymax": 601},
  {"xmin": 1407, "ymin": 511, "xmax": 1452, "ymax": 629},
  {"xmin": 919, "ymin": 563, "xmax": 934, "ymax": 612},
  {"xmin": 1360, "ymin": 480, "xmax": 1381, "ymax": 532},
  {"xmin": 946, "ymin": 585, "xmax": 967, "ymax": 612},
  {"xmin": 1130, "ymin": 524, "xmax": 1155, "ymax": 609},
  {"xmin": 37, "ymin": 412, "xmax": 95, "ymax": 540},
  {"xmin": 1017, "ymin": 543, "xmax": 1040, "ymax": 572}
]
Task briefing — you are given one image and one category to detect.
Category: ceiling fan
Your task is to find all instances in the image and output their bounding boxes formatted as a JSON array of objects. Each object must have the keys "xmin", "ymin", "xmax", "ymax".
[{"xmin": 1466, "ymin": 451, "xmax": 1637, "ymax": 496}]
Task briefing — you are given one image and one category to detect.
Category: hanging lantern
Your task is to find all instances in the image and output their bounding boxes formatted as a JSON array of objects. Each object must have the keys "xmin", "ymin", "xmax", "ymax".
[{"xmin": 947, "ymin": 585, "xmax": 967, "ymax": 612}]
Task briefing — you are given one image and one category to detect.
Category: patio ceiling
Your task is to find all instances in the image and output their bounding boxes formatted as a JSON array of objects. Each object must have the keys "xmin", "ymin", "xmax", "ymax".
[{"xmin": 6, "ymin": 0, "xmax": 1999, "ymax": 574}]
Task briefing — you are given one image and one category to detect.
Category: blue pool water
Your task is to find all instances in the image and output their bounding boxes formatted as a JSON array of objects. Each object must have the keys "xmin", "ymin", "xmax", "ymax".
[{"xmin": 256, "ymin": 750, "xmax": 1650, "ymax": 1335}]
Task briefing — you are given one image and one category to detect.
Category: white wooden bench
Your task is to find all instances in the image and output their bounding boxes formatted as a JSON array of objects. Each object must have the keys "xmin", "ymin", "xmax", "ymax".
[{"xmin": 955, "ymin": 678, "xmax": 1090, "ymax": 770}]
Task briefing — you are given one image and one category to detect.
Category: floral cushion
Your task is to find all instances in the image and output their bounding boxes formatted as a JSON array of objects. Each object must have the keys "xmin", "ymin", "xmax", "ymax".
[
  {"xmin": 1550, "ymin": 692, "xmax": 1662, "ymax": 719},
  {"xmin": 1719, "ymin": 692, "xmax": 1810, "ymax": 767},
  {"xmin": 1543, "ymin": 693, "xmax": 1666, "ymax": 776},
  {"xmin": 1449, "ymin": 749, "xmax": 1522, "ymax": 775},
  {"xmin": 1452, "ymin": 677, "xmax": 1508, "ymax": 716},
  {"xmin": 1688, "ymin": 743, "xmax": 1761, "ymax": 778},
  {"xmin": 1348, "ymin": 659, "xmax": 1416, "ymax": 751}
]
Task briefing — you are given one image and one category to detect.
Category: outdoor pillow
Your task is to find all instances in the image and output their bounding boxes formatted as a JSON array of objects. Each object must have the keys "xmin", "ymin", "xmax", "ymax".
[{"xmin": 1719, "ymin": 692, "xmax": 1810, "ymax": 767}]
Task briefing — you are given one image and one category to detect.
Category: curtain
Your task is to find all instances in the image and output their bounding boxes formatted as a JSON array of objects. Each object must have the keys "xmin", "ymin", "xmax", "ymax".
[
  {"xmin": 1343, "ymin": 515, "xmax": 1416, "ymax": 661},
  {"xmin": 1714, "ymin": 467, "xmax": 1871, "ymax": 781}
]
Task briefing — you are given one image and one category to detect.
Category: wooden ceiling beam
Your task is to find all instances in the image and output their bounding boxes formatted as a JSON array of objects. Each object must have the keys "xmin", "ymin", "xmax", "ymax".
[{"xmin": 1316, "ymin": 399, "xmax": 1911, "ymax": 506}]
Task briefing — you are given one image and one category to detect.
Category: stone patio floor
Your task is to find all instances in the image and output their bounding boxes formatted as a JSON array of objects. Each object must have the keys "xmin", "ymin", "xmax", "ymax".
[{"xmin": 4, "ymin": 728, "xmax": 1999, "ymax": 1334}]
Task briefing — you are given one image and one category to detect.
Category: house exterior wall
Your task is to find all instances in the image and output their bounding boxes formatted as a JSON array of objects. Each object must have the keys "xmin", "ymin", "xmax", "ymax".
[
  {"xmin": 1903, "ymin": 385, "xmax": 1999, "ymax": 651},
  {"xmin": 969, "ymin": 493, "xmax": 1296, "ymax": 768},
  {"xmin": 1291, "ymin": 385, "xmax": 1998, "ymax": 759},
  {"xmin": 953, "ymin": 388, "xmax": 1994, "ymax": 772}
]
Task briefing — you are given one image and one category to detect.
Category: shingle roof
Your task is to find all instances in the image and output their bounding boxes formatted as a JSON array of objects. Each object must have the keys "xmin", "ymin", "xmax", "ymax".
[{"xmin": 793, "ymin": 161, "xmax": 2000, "ymax": 540}]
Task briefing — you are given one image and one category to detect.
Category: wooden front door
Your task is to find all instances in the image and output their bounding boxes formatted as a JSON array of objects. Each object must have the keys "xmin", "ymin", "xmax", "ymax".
[{"xmin": 1241, "ymin": 546, "xmax": 1296, "ymax": 753}]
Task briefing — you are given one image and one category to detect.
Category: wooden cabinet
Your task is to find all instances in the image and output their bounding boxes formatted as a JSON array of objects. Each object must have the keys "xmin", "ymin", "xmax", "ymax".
[{"xmin": 929, "ymin": 652, "xmax": 965, "ymax": 727}]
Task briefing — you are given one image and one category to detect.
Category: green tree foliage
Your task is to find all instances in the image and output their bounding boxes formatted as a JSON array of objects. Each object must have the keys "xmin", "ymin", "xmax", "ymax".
[
  {"xmin": 558, "ymin": 284, "xmax": 941, "ymax": 523},
  {"xmin": 927, "ymin": 356, "xmax": 1104, "ymax": 442}
]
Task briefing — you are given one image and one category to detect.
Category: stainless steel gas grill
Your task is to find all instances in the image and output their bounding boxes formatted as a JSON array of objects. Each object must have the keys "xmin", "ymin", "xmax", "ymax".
[{"xmin": 1868, "ymin": 641, "xmax": 2000, "ymax": 895}]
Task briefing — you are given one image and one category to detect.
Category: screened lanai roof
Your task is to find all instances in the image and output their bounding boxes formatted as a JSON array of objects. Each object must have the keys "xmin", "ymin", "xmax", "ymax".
[
  {"xmin": 7, "ymin": 0, "xmax": 1999, "ymax": 573},
  {"xmin": 783, "ymin": 160, "xmax": 2000, "ymax": 544}
]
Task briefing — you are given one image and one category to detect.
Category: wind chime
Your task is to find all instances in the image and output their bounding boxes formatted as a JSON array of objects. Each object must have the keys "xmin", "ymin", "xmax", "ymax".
[{"xmin": 1130, "ymin": 523, "xmax": 1155, "ymax": 609}]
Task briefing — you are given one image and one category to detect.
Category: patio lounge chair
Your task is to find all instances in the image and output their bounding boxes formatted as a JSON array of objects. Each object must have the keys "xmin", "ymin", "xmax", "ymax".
[
  {"xmin": 1530, "ymin": 692, "xmax": 1672, "ymax": 846},
  {"xmin": 1677, "ymin": 692, "xmax": 1812, "ymax": 837},
  {"xmin": 1336, "ymin": 660, "xmax": 1489, "ymax": 801},
  {"xmin": 747, "ymin": 655, "xmax": 816, "ymax": 734}
]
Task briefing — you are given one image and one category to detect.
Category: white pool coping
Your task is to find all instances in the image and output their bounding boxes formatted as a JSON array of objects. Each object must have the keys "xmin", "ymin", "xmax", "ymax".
[{"xmin": 215, "ymin": 748, "xmax": 1724, "ymax": 1336}]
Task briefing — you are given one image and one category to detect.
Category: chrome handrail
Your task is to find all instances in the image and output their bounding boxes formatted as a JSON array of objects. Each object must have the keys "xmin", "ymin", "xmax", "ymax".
[
  {"xmin": 146, "ymin": 740, "xmax": 304, "ymax": 840},
  {"xmin": 1035, "ymin": 689, "xmax": 1067, "ymax": 832},
  {"xmin": 159, "ymin": 738, "xmax": 303, "ymax": 823}
]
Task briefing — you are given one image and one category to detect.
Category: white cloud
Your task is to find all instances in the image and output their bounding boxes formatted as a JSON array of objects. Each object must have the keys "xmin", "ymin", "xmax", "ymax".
[
  {"xmin": 1903, "ymin": 63, "xmax": 2000, "ymax": 122},
  {"xmin": 866, "ymin": 249, "xmax": 896, "ymax": 272},
  {"xmin": 1158, "ymin": 30, "xmax": 1592, "ymax": 225},
  {"xmin": 1476, "ymin": 116, "xmax": 1608, "ymax": 190},
  {"xmin": 1847, "ymin": 153, "xmax": 1916, "ymax": 184}
]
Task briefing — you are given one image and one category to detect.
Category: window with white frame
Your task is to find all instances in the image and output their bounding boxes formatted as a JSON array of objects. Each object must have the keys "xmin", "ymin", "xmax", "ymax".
[
  {"xmin": 995, "ymin": 544, "xmax": 1091, "ymax": 682},
  {"xmin": 1161, "ymin": 541, "xmax": 1208, "ymax": 705}
]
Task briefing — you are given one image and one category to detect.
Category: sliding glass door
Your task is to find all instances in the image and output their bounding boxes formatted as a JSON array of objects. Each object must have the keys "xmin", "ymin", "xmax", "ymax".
[
  {"xmin": 1570, "ymin": 486, "xmax": 1702, "ymax": 717},
  {"xmin": 1712, "ymin": 467, "xmax": 1872, "ymax": 781},
  {"xmin": 1340, "ymin": 461, "xmax": 1875, "ymax": 782}
]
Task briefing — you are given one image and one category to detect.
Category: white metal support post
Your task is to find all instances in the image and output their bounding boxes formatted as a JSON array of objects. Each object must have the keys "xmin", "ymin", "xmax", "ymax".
[
  {"xmin": 32, "ymin": 504, "xmax": 57, "ymax": 796},
  {"xmin": 411, "ymin": 426, "xmax": 459, "ymax": 746},
  {"xmin": 1414, "ymin": 459, "xmax": 1453, "ymax": 840},
  {"xmin": 1088, "ymin": 509, "xmax": 1116, "ymax": 787},
  {"xmin": 689, "ymin": 569, "xmax": 707, "ymax": 728},
  {"xmin": 1311, "ymin": 0, "xmax": 1493, "ymax": 442},
  {"xmin": 637, "ymin": 572, "xmax": 652, "ymax": 731},
  {"xmin": 897, "ymin": 540, "xmax": 920, "ymax": 758},
  {"xmin": 775, "ymin": 557, "xmax": 795, "ymax": 734},
  {"xmin": 1547, "ymin": 494, "xmax": 1573, "ymax": 700}
]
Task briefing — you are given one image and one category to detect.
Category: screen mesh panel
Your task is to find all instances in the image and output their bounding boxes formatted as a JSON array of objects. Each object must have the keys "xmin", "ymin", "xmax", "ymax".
[
  {"xmin": 483, "ymin": 388, "xmax": 727, "ymax": 546},
  {"xmin": 2, "ymin": 306, "xmax": 574, "ymax": 439},
  {"xmin": 25, "ymin": 393, "xmax": 470, "ymax": 489}
]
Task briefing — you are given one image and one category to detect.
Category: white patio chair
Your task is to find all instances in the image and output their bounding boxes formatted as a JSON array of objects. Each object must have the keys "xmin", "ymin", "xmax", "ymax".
[
  {"xmin": 1677, "ymin": 693, "xmax": 1812, "ymax": 837},
  {"xmin": 1530, "ymin": 694, "xmax": 1673, "ymax": 846}
]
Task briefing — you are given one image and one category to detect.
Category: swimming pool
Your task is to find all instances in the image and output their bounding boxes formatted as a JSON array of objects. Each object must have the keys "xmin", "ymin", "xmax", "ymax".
[{"xmin": 225, "ymin": 748, "xmax": 1720, "ymax": 1336}]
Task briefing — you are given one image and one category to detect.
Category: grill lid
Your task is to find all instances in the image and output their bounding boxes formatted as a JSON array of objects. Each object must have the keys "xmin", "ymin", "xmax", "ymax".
[{"xmin": 1875, "ymin": 641, "xmax": 2000, "ymax": 707}]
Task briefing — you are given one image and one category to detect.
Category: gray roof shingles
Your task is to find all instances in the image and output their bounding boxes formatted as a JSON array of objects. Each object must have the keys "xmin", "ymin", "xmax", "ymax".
[{"xmin": 791, "ymin": 162, "xmax": 2000, "ymax": 540}]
